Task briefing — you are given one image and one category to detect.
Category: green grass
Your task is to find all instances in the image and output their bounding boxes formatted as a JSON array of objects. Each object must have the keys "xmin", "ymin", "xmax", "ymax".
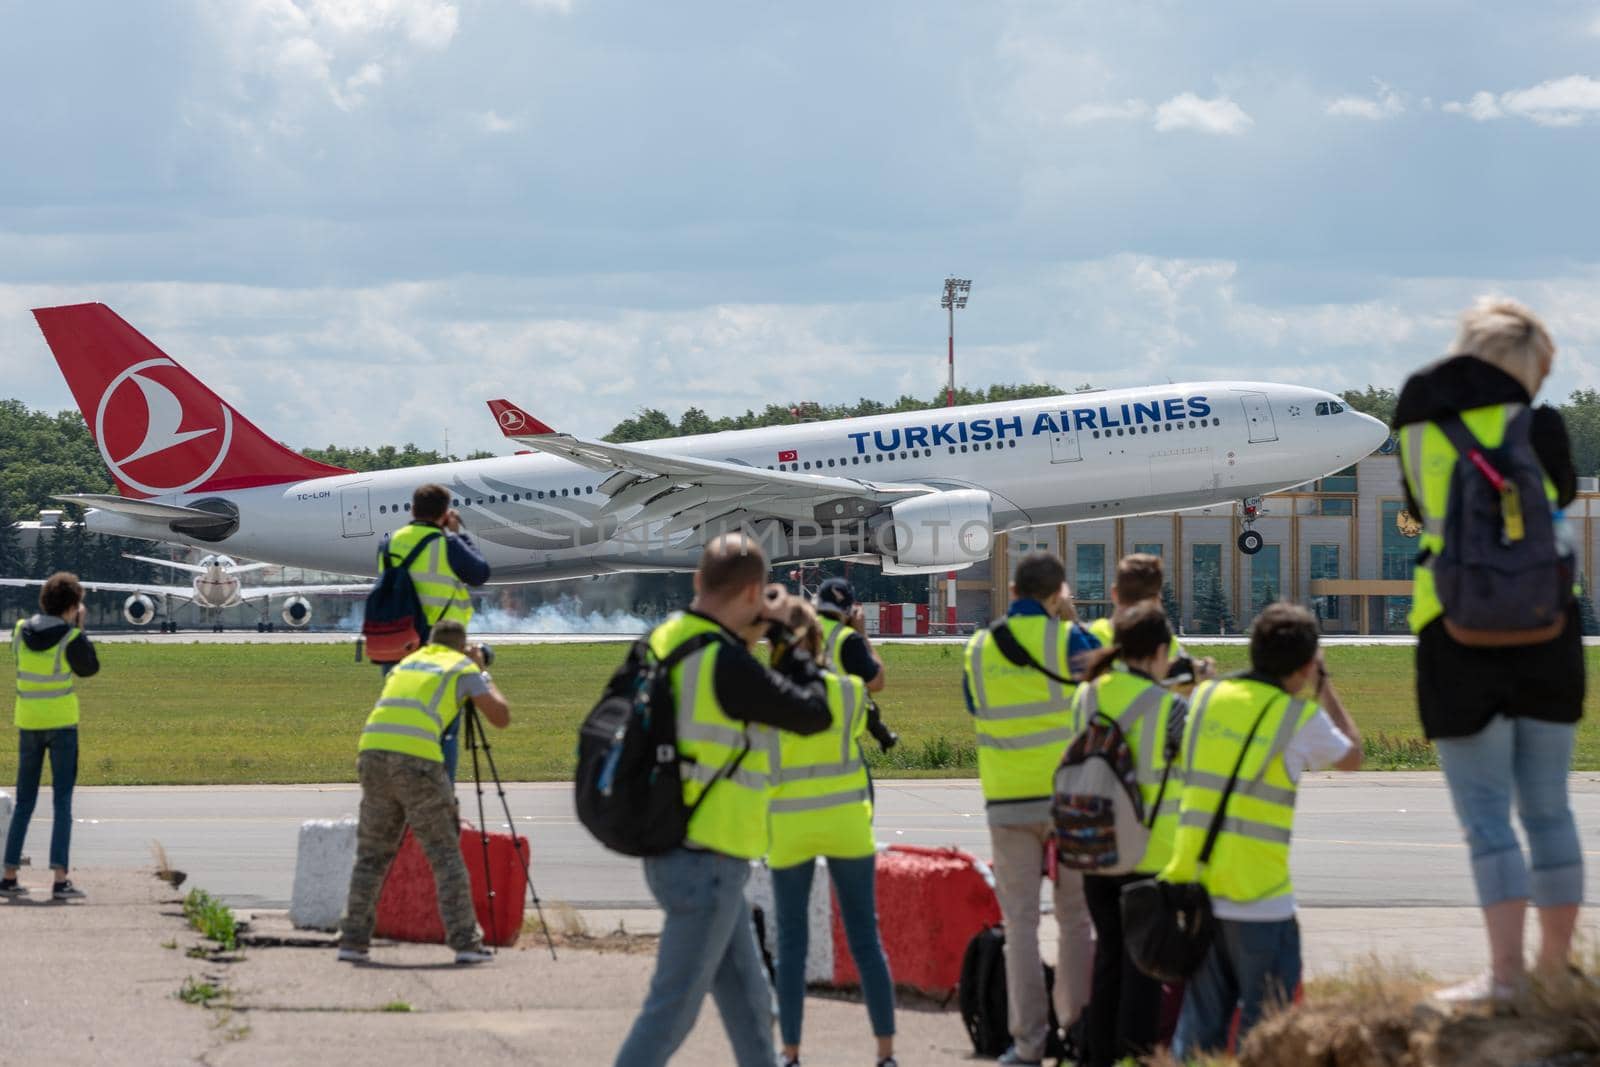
[
  {"xmin": 0, "ymin": 640, "xmax": 1595, "ymax": 783},
  {"xmin": 177, "ymin": 976, "xmax": 224, "ymax": 1006},
  {"xmin": 183, "ymin": 888, "xmax": 239, "ymax": 950}
]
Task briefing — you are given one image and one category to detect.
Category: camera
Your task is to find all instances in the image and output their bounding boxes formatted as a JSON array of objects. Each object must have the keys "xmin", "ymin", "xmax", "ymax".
[
  {"xmin": 474, "ymin": 642, "xmax": 495, "ymax": 668},
  {"xmin": 866, "ymin": 699, "xmax": 898, "ymax": 753}
]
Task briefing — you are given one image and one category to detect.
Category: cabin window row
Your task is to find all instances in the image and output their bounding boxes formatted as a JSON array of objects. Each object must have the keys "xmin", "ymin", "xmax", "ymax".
[
  {"xmin": 1090, "ymin": 417, "xmax": 1220, "ymax": 440},
  {"xmin": 376, "ymin": 486, "xmax": 596, "ymax": 515}
]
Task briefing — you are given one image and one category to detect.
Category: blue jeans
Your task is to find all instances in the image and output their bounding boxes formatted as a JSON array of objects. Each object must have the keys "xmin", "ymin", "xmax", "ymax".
[
  {"xmin": 4, "ymin": 727, "xmax": 79, "ymax": 872},
  {"xmin": 1434, "ymin": 715, "xmax": 1584, "ymax": 908},
  {"xmin": 1172, "ymin": 917, "xmax": 1300, "ymax": 1060},
  {"xmin": 772, "ymin": 856, "xmax": 896, "ymax": 1047},
  {"xmin": 615, "ymin": 848, "xmax": 776, "ymax": 1066}
]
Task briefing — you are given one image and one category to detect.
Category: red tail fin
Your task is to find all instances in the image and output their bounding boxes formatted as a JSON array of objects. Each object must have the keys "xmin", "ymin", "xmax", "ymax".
[
  {"xmin": 32, "ymin": 303, "xmax": 352, "ymax": 499},
  {"xmin": 486, "ymin": 398, "xmax": 556, "ymax": 437}
]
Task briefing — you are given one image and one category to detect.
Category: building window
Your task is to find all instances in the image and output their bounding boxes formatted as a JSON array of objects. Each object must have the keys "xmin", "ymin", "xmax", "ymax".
[
  {"xmin": 1250, "ymin": 544, "xmax": 1281, "ymax": 613},
  {"xmin": 1075, "ymin": 543, "xmax": 1107, "ymax": 617},
  {"xmin": 1191, "ymin": 543, "xmax": 1227, "ymax": 633},
  {"xmin": 1311, "ymin": 543, "xmax": 1341, "ymax": 622},
  {"xmin": 1133, "ymin": 542, "xmax": 1163, "ymax": 559},
  {"xmin": 1381, "ymin": 501, "xmax": 1416, "ymax": 581}
]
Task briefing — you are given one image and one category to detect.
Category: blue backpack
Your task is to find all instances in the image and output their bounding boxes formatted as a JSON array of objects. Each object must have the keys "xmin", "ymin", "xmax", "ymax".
[{"xmin": 361, "ymin": 531, "xmax": 443, "ymax": 663}]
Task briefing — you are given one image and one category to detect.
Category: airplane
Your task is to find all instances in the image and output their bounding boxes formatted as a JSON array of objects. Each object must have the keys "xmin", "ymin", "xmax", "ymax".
[
  {"xmin": 30, "ymin": 302, "xmax": 1389, "ymax": 586},
  {"xmin": 0, "ymin": 552, "xmax": 369, "ymax": 632}
]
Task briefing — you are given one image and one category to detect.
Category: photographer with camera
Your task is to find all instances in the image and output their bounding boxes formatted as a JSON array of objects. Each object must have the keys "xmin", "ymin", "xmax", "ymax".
[
  {"xmin": 814, "ymin": 577, "xmax": 898, "ymax": 753},
  {"xmin": 768, "ymin": 596, "xmax": 898, "ymax": 1067},
  {"xmin": 1088, "ymin": 553, "xmax": 1215, "ymax": 687},
  {"xmin": 615, "ymin": 533, "xmax": 833, "ymax": 1067},
  {"xmin": 338, "ymin": 619, "xmax": 510, "ymax": 966}
]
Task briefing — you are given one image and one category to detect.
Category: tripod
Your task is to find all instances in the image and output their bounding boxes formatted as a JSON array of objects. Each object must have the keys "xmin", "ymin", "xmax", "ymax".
[{"xmin": 462, "ymin": 703, "xmax": 557, "ymax": 960}]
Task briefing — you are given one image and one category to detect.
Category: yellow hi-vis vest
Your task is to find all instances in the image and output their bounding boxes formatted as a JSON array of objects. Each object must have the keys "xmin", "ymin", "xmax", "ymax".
[
  {"xmin": 652, "ymin": 612, "xmax": 780, "ymax": 860},
  {"xmin": 769, "ymin": 670, "xmax": 873, "ymax": 869},
  {"xmin": 382, "ymin": 522, "xmax": 473, "ymax": 630},
  {"xmin": 358, "ymin": 644, "xmax": 479, "ymax": 762},
  {"xmin": 1158, "ymin": 677, "xmax": 1316, "ymax": 906},
  {"xmin": 1070, "ymin": 670, "xmax": 1183, "ymax": 874},
  {"xmin": 1088, "ymin": 616, "xmax": 1183, "ymax": 661},
  {"xmin": 965, "ymin": 616, "xmax": 1079, "ymax": 807},
  {"xmin": 12, "ymin": 621, "xmax": 81, "ymax": 730},
  {"xmin": 816, "ymin": 614, "xmax": 853, "ymax": 674},
  {"xmin": 1399, "ymin": 403, "xmax": 1561, "ymax": 634}
]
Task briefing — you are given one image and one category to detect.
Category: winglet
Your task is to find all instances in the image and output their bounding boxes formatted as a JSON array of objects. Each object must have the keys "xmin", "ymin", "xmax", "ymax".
[{"xmin": 487, "ymin": 399, "xmax": 556, "ymax": 437}]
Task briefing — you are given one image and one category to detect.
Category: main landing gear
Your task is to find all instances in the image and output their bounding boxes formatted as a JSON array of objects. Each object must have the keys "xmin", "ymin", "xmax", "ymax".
[{"xmin": 1237, "ymin": 496, "xmax": 1265, "ymax": 555}]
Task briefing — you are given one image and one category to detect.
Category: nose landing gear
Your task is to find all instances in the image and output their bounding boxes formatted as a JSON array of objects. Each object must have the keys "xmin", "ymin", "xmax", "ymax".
[{"xmin": 1237, "ymin": 496, "xmax": 1265, "ymax": 555}]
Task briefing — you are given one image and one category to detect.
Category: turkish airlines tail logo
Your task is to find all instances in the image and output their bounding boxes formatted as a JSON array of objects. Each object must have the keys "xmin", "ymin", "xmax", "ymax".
[{"xmin": 33, "ymin": 303, "xmax": 352, "ymax": 499}]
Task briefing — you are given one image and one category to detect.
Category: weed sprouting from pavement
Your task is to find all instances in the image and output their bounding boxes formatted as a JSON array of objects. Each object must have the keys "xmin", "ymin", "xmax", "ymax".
[
  {"xmin": 178, "ymin": 977, "xmax": 223, "ymax": 1005},
  {"xmin": 379, "ymin": 1001, "xmax": 413, "ymax": 1013},
  {"xmin": 183, "ymin": 888, "xmax": 239, "ymax": 951}
]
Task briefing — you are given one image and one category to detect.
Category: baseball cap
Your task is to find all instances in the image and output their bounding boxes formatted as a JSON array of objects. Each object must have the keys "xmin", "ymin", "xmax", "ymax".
[{"xmin": 815, "ymin": 577, "xmax": 855, "ymax": 615}]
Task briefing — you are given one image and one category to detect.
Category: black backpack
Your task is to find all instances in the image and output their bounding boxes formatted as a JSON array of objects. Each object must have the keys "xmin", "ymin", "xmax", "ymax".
[
  {"xmin": 574, "ymin": 633, "xmax": 745, "ymax": 857},
  {"xmin": 361, "ymin": 531, "xmax": 443, "ymax": 664},
  {"xmin": 958, "ymin": 925, "xmax": 1068, "ymax": 1058},
  {"xmin": 1430, "ymin": 409, "xmax": 1573, "ymax": 646}
]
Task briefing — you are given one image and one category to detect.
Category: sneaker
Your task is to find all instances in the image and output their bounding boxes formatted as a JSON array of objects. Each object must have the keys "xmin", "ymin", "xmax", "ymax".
[
  {"xmin": 1432, "ymin": 971, "xmax": 1519, "ymax": 1006},
  {"xmin": 454, "ymin": 946, "xmax": 494, "ymax": 965},
  {"xmin": 876, "ymin": 1059, "xmax": 898, "ymax": 1067},
  {"xmin": 0, "ymin": 878, "xmax": 27, "ymax": 897},
  {"xmin": 336, "ymin": 944, "xmax": 370, "ymax": 963},
  {"xmin": 50, "ymin": 880, "xmax": 84, "ymax": 901},
  {"xmin": 997, "ymin": 1048, "xmax": 1042, "ymax": 1066}
]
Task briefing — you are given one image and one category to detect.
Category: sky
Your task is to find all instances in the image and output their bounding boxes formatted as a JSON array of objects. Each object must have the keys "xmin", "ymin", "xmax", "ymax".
[{"xmin": 4, "ymin": 0, "xmax": 1600, "ymax": 455}]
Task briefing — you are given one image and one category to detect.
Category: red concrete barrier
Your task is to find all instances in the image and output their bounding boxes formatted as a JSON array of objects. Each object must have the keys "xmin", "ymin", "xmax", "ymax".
[
  {"xmin": 831, "ymin": 845, "xmax": 1001, "ymax": 997},
  {"xmin": 374, "ymin": 826, "xmax": 529, "ymax": 947}
]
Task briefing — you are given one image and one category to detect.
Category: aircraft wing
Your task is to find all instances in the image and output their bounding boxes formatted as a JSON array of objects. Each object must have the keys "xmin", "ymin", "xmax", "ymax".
[
  {"xmin": 0, "ymin": 578, "xmax": 196, "ymax": 601},
  {"xmin": 237, "ymin": 584, "xmax": 372, "ymax": 600},
  {"xmin": 484, "ymin": 399, "xmax": 934, "ymax": 525},
  {"xmin": 121, "ymin": 553, "xmax": 207, "ymax": 575}
]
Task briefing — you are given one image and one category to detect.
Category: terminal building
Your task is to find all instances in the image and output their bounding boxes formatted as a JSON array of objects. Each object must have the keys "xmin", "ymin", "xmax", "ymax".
[{"xmin": 936, "ymin": 444, "xmax": 1600, "ymax": 636}]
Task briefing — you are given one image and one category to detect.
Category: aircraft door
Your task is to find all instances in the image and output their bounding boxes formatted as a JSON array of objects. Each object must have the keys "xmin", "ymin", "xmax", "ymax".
[
  {"xmin": 1242, "ymin": 392, "xmax": 1278, "ymax": 443},
  {"xmin": 341, "ymin": 487, "xmax": 373, "ymax": 538},
  {"xmin": 1049, "ymin": 425, "xmax": 1082, "ymax": 463}
]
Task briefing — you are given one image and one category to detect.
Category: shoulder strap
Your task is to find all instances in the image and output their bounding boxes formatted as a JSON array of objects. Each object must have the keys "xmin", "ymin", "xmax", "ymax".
[
  {"xmin": 1197, "ymin": 691, "xmax": 1283, "ymax": 865},
  {"xmin": 651, "ymin": 630, "xmax": 725, "ymax": 672},
  {"xmin": 1435, "ymin": 413, "xmax": 1486, "ymax": 462},
  {"xmin": 989, "ymin": 619, "xmax": 1074, "ymax": 685}
]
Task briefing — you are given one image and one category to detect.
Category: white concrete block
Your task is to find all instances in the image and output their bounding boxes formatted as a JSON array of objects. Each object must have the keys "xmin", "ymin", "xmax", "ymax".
[
  {"xmin": 289, "ymin": 818, "xmax": 358, "ymax": 931},
  {"xmin": 745, "ymin": 859, "xmax": 834, "ymax": 985}
]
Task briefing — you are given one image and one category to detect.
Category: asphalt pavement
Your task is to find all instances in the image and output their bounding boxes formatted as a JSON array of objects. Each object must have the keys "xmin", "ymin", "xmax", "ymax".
[{"xmin": 28, "ymin": 773, "xmax": 1600, "ymax": 911}]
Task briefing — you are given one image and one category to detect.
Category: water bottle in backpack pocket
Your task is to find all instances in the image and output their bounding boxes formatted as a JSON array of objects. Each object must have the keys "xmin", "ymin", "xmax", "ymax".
[{"xmin": 1430, "ymin": 410, "xmax": 1572, "ymax": 646}]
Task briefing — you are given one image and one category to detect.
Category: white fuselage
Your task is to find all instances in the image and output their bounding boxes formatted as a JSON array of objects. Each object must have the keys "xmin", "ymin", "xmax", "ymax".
[
  {"xmin": 85, "ymin": 382, "xmax": 1387, "ymax": 582},
  {"xmin": 190, "ymin": 557, "xmax": 244, "ymax": 608}
]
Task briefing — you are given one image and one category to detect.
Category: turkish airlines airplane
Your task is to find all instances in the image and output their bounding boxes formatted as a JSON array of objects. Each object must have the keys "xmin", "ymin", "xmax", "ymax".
[
  {"xmin": 0, "ymin": 552, "xmax": 369, "ymax": 632},
  {"xmin": 32, "ymin": 303, "xmax": 1388, "ymax": 584}
]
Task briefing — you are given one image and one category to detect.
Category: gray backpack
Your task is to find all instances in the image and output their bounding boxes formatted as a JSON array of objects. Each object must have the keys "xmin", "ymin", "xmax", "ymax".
[{"xmin": 1430, "ymin": 408, "xmax": 1572, "ymax": 646}]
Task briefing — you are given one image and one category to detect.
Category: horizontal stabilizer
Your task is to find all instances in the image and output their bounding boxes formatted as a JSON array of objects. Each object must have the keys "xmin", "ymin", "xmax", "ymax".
[{"xmin": 53, "ymin": 493, "xmax": 227, "ymax": 523}]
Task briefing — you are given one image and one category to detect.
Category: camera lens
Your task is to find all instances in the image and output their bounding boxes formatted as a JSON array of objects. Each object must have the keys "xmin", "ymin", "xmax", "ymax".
[{"xmin": 478, "ymin": 642, "xmax": 495, "ymax": 668}]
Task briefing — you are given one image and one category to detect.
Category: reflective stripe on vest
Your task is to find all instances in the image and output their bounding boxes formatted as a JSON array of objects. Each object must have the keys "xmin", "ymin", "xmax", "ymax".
[
  {"xmin": 1399, "ymin": 403, "xmax": 1559, "ymax": 633},
  {"xmin": 1072, "ymin": 670, "xmax": 1184, "ymax": 873},
  {"xmin": 358, "ymin": 645, "xmax": 475, "ymax": 762},
  {"xmin": 817, "ymin": 615, "xmax": 852, "ymax": 673},
  {"xmin": 13, "ymin": 621, "xmax": 81, "ymax": 730},
  {"xmin": 966, "ymin": 616, "xmax": 1078, "ymax": 804},
  {"xmin": 651, "ymin": 613, "xmax": 778, "ymax": 860},
  {"xmin": 1158, "ymin": 678, "xmax": 1315, "ymax": 904},
  {"xmin": 769, "ymin": 671, "xmax": 872, "ymax": 868},
  {"xmin": 382, "ymin": 523, "xmax": 473, "ymax": 628}
]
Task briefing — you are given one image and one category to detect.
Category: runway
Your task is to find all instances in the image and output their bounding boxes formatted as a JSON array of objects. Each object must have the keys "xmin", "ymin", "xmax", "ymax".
[{"xmin": 31, "ymin": 773, "xmax": 1600, "ymax": 910}]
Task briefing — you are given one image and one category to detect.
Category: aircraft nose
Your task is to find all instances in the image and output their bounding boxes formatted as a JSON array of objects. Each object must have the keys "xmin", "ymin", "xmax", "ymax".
[{"xmin": 1351, "ymin": 410, "xmax": 1390, "ymax": 458}]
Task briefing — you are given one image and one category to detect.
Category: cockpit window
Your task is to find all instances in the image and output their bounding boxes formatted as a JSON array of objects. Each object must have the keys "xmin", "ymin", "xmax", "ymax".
[
  {"xmin": 1315, "ymin": 401, "xmax": 1330, "ymax": 416},
  {"xmin": 1331, "ymin": 401, "xmax": 1345, "ymax": 413}
]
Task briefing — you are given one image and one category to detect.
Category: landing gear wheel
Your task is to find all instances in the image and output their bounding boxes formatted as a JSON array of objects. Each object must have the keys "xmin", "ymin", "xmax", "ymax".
[
  {"xmin": 256, "ymin": 622, "xmax": 266, "ymax": 633},
  {"xmin": 1238, "ymin": 529, "xmax": 1265, "ymax": 555}
]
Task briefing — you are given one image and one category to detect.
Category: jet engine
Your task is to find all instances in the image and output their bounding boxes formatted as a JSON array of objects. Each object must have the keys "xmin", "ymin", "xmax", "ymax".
[
  {"xmin": 281, "ymin": 596, "xmax": 313, "ymax": 629},
  {"xmin": 873, "ymin": 489, "xmax": 993, "ymax": 572},
  {"xmin": 123, "ymin": 593, "xmax": 156, "ymax": 626}
]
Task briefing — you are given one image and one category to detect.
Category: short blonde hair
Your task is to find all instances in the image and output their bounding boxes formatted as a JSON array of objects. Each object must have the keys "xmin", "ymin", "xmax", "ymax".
[{"xmin": 1453, "ymin": 298, "xmax": 1555, "ymax": 397}]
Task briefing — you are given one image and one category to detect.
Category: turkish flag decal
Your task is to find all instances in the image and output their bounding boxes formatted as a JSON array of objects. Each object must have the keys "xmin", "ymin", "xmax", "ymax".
[{"xmin": 777, "ymin": 449, "xmax": 798, "ymax": 463}]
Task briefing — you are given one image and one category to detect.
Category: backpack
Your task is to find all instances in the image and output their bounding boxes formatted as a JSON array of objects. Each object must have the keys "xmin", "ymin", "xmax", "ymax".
[
  {"xmin": 361, "ymin": 531, "xmax": 443, "ymax": 664},
  {"xmin": 1052, "ymin": 688, "xmax": 1172, "ymax": 876},
  {"xmin": 574, "ymin": 632, "xmax": 744, "ymax": 857},
  {"xmin": 1430, "ymin": 409, "xmax": 1573, "ymax": 646},
  {"xmin": 958, "ymin": 925, "xmax": 1068, "ymax": 1058}
]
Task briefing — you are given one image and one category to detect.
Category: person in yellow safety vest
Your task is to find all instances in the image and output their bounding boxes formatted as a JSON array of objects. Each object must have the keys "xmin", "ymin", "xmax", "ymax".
[
  {"xmin": 1086, "ymin": 552, "xmax": 1215, "ymax": 686},
  {"xmin": 962, "ymin": 551, "xmax": 1098, "ymax": 1067},
  {"xmin": 767, "ymin": 597, "xmax": 898, "ymax": 1067},
  {"xmin": 814, "ymin": 576, "xmax": 900, "ymax": 753},
  {"xmin": 377, "ymin": 482, "xmax": 492, "ymax": 777},
  {"xmin": 615, "ymin": 534, "xmax": 833, "ymax": 1067},
  {"xmin": 337, "ymin": 619, "xmax": 510, "ymax": 966},
  {"xmin": 1163, "ymin": 603, "xmax": 1362, "ymax": 1060},
  {"xmin": 1, "ymin": 573, "xmax": 97, "ymax": 902},
  {"xmin": 1070, "ymin": 601, "xmax": 1189, "ymax": 1067},
  {"xmin": 1395, "ymin": 299, "xmax": 1585, "ymax": 1007}
]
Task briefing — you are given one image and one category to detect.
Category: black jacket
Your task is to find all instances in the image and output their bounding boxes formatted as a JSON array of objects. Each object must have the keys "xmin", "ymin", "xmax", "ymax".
[
  {"xmin": 1394, "ymin": 356, "xmax": 1584, "ymax": 738},
  {"xmin": 684, "ymin": 610, "xmax": 832, "ymax": 736},
  {"xmin": 15, "ymin": 614, "xmax": 99, "ymax": 679}
]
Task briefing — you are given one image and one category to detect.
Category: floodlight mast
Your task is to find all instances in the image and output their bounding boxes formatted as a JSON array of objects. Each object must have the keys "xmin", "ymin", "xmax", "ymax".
[{"xmin": 941, "ymin": 277, "xmax": 971, "ymax": 408}]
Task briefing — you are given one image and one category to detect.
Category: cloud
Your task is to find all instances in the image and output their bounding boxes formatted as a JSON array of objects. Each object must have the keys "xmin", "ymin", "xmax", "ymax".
[
  {"xmin": 1444, "ymin": 75, "xmax": 1600, "ymax": 127},
  {"xmin": 1326, "ymin": 81, "xmax": 1404, "ymax": 120},
  {"xmin": 476, "ymin": 110, "xmax": 519, "ymax": 134},
  {"xmin": 1152, "ymin": 92, "xmax": 1254, "ymax": 135},
  {"xmin": 1062, "ymin": 99, "xmax": 1151, "ymax": 125}
]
